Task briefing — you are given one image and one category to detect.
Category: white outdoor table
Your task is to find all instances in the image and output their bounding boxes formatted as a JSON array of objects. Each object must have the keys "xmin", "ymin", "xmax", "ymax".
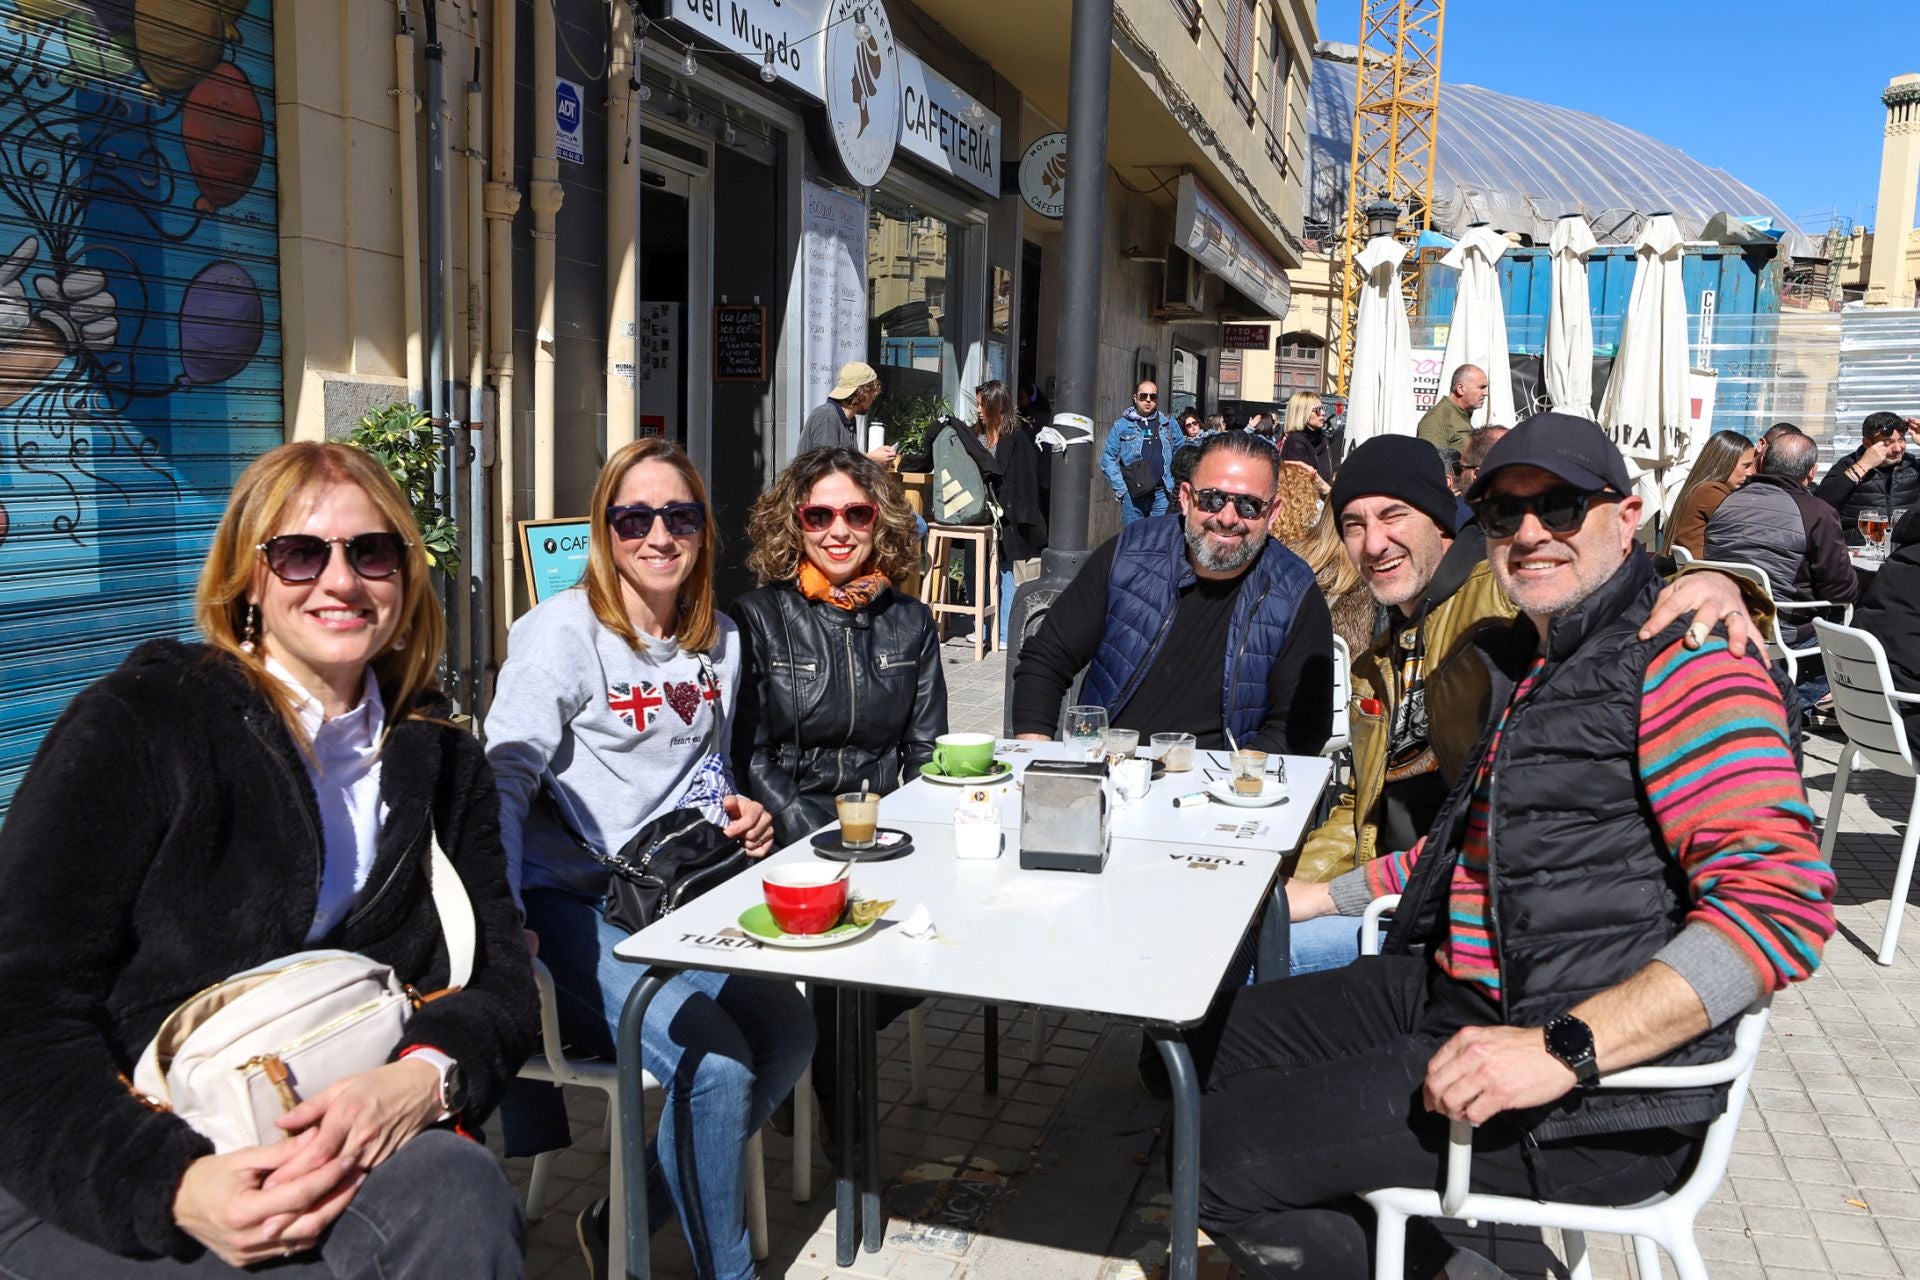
[
  {"xmin": 1851, "ymin": 551, "xmax": 1881, "ymax": 575},
  {"xmin": 608, "ymin": 753, "xmax": 1331, "ymax": 1280}
]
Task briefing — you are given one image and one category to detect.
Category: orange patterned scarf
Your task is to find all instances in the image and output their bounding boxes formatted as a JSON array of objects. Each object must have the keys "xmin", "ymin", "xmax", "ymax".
[{"xmin": 797, "ymin": 561, "xmax": 890, "ymax": 611}]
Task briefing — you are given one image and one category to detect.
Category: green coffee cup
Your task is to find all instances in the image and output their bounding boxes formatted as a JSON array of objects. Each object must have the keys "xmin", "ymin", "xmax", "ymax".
[{"xmin": 931, "ymin": 732, "xmax": 997, "ymax": 777}]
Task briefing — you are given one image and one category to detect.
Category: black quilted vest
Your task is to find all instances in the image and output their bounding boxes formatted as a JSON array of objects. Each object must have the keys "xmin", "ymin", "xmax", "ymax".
[{"xmin": 1385, "ymin": 550, "xmax": 1737, "ymax": 1141}]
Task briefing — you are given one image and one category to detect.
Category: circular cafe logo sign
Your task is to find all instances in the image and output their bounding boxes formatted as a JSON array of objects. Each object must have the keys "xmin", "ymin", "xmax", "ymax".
[
  {"xmin": 821, "ymin": 0, "xmax": 901, "ymax": 188},
  {"xmin": 1018, "ymin": 132, "xmax": 1067, "ymax": 219}
]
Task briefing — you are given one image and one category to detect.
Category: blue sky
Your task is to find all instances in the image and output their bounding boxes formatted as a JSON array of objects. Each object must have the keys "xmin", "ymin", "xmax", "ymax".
[{"xmin": 1316, "ymin": 0, "xmax": 1920, "ymax": 237}]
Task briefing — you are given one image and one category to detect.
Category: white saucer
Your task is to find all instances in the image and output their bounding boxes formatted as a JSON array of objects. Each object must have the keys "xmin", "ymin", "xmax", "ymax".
[{"xmin": 1205, "ymin": 778, "xmax": 1288, "ymax": 808}]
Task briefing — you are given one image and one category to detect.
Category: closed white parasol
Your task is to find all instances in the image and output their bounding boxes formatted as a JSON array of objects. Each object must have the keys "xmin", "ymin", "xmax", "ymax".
[
  {"xmin": 1599, "ymin": 213, "xmax": 1691, "ymax": 520},
  {"xmin": 1345, "ymin": 235, "xmax": 1417, "ymax": 447},
  {"xmin": 1438, "ymin": 225, "xmax": 1517, "ymax": 429},
  {"xmin": 1545, "ymin": 215, "xmax": 1597, "ymax": 418}
]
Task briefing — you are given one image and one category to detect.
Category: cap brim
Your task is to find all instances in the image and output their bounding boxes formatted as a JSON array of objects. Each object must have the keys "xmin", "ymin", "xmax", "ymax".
[{"xmin": 1465, "ymin": 459, "xmax": 1622, "ymax": 503}]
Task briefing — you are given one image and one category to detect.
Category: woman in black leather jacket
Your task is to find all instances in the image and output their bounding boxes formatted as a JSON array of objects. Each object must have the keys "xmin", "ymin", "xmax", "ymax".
[{"xmin": 732, "ymin": 446, "xmax": 948, "ymax": 848}]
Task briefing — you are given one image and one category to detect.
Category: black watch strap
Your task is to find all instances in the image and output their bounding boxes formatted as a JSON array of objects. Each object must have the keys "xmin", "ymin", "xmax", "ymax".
[{"xmin": 1545, "ymin": 1014, "xmax": 1600, "ymax": 1085}]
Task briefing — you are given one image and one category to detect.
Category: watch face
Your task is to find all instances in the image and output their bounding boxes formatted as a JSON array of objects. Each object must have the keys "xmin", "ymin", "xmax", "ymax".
[
  {"xmin": 443, "ymin": 1064, "xmax": 469, "ymax": 1113},
  {"xmin": 1547, "ymin": 1016, "xmax": 1594, "ymax": 1064}
]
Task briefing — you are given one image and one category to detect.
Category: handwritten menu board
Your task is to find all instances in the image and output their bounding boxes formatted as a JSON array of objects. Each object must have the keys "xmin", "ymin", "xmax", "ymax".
[
  {"xmin": 713, "ymin": 305, "xmax": 766, "ymax": 382},
  {"xmin": 802, "ymin": 180, "xmax": 868, "ymax": 412}
]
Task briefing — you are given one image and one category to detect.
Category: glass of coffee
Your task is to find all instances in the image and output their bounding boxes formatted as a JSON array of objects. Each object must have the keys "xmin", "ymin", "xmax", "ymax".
[
  {"xmin": 1102, "ymin": 727, "xmax": 1140, "ymax": 765},
  {"xmin": 1151, "ymin": 732, "xmax": 1196, "ymax": 772},
  {"xmin": 835, "ymin": 791, "xmax": 881, "ymax": 850},
  {"xmin": 1230, "ymin": 749, "xmax": 1268, "ymax": 796}
]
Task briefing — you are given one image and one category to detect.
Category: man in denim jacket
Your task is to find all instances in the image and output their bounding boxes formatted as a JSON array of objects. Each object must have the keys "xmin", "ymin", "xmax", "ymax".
[{"xmin": 1100, "ymin": 379, "xmax": 1179, "ymax": 524}]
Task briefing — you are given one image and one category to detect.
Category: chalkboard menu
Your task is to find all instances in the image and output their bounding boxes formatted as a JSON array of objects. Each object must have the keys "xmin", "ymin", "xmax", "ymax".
[{"xmin": 714, "ymin": 305, "xmax": 767, "ymax": 382}]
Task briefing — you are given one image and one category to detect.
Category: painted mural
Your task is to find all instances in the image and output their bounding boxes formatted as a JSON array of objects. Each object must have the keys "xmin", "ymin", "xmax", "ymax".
[{"xmin": 0, "ymin": 0, "xmax": 281, "ymax": 808}]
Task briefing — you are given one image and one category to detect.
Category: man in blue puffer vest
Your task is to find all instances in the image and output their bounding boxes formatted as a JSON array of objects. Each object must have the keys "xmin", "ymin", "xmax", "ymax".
[{"xmin": 1012, "ymin": 430, "xmax": 1335, "ymax": 756}]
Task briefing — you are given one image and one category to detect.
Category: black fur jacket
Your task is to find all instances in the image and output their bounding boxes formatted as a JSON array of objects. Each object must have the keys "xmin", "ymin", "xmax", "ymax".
[{"xmin": 0, "ymin": 641, "xmax": 537, "ymax": 1259}]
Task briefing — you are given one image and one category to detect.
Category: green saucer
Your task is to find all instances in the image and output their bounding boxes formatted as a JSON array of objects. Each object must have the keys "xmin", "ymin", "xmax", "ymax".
[{"xmin": 737, "ymin": 902, "xmax": 876, "ymax": 948}]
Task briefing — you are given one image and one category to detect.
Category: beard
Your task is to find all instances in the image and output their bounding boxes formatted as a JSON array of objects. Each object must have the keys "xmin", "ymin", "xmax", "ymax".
[{"xmin": 1185, "ymin": 518, "xmax": 1264, "ymax": 574}]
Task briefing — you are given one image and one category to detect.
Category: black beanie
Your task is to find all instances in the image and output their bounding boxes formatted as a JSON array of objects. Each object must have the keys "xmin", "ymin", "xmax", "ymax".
[{"xmin": 1329, "ymin": 435, "xmax": 1459, "ymax": 535}]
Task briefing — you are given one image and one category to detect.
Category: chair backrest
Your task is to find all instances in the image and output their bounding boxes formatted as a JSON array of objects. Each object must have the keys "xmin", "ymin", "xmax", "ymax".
[
  {"xmin": 1687, "ymin": 557, "xmax": 1774, "ymax": 602},
  {"xmin": 1671, "ymin": 544, "xmax": 1694, "ymax": 566},
  {"xmin": 1326, "ymin": 634, "xmax": 1352, "ymax": 753},
  {"xmin": 1815, "ymin": 619, "xmax": 1916, "ymax": 769}
]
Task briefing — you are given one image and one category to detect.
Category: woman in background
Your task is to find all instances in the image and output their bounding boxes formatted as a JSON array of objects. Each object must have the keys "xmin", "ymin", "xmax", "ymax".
[
  {"xmin": 1662, "ymin": 429, "xmax": 1756, "ymax": 559},
  {"xmin": 1279, "ymin": 391, "xmax": 1336, "ymax": 492},
  {"xmin": 975, "ymin": 379, "xmax": 1047, "ymax": 644}
]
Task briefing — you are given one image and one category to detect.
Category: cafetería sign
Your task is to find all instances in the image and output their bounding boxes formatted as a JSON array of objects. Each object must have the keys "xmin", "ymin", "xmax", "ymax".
[
  {"xmin": 1017, "ymin": 132, "xmax": 1067, "ymax": 219},
  {"xmin": 895, "ymin": 49, "xmax": 998, "ymax": 198}
]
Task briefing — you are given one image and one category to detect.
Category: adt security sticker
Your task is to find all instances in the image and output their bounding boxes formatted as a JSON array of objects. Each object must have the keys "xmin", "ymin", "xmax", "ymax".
[{"xmin": 555, "ymin": 78, "xmax": 584, "ymax": 164}]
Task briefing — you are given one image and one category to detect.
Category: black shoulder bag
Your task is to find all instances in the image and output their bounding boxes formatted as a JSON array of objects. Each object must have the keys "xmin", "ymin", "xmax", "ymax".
[{"xmin": 546, "ymin": 653, "xmax": 750, "ymax": 932}]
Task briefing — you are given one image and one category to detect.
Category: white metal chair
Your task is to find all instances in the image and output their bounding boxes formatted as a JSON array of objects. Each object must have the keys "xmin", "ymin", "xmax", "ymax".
[
  {"xmin": 1323, "ymin": 634, "xmax": 1353, "ymax": 768},
  {"xmin": 1687, "ymin": 558, "xmax": 1851, "ymax": 686},
  {"xmin": 1670, "ymin": 544, "xmax": 1693, "ymax": 566},
  {"xmin": 519, "ymin": 959, "xmax": 771, "ymax": 1269},
  {"xmin": 1356, "ymin": 897, "xmax": 1772, "ymax": 1280},
  {"xmin": 1814, "ymin": 619, "xmax": 1920, "ymax": 964}
]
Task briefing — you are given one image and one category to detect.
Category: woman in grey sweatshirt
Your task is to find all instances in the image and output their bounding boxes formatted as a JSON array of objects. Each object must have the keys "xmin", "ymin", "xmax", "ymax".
[{"xmin": 485, "ymin": 439, "xmax": 812, "ymax": 1280}]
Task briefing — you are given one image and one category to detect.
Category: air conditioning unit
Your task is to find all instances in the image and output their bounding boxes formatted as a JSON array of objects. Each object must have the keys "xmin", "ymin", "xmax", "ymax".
[{"xmin": 1159, "ymin": 248, "xmax": 1206, "ymax": 316}]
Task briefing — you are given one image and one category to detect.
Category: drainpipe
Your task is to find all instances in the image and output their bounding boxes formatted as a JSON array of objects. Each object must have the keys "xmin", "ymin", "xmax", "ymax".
[
  {"xmin": 486, "ymin": 0, "xmax": 522, "ymax": 631},
  {"xmin": 605, "ymin": 0, "xmax": 640, "ymax": 455},
  {"xmin": 530, "ymin": 0, "xmax": 564, "ymax": 519},
  {"xmin": 422, "ymin": 0, "xmax": 466, "ymax": 710},
  {"xmin": 395, "ymin": 1, "xmax": 424, "ymax": 408},
  {"xmin": 466, "ymin": 41, "xmax": 492, "ymax": 711}
]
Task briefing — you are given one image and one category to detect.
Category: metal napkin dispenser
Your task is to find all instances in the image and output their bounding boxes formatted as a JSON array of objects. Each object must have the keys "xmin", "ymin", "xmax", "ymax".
[{"xmin": 1019, "ymin": 760, "xmax": 1110, "ymax": 873}]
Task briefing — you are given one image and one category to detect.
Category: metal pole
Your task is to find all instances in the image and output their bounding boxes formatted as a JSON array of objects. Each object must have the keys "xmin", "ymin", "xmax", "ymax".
[
  {"xmin": 1045, "ymin": 0, "xmax": 1113, "ymax": 557},
  {"xmin": 1000, "ymin": 0, "xmax": 1111, "ymax": 701},
  {"xmin": 423, "ymin": 0, "xmax": 464, "ymax": 712}
]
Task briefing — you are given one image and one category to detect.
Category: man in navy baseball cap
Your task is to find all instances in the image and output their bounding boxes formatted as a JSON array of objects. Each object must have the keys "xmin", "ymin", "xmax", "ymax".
[{"xmin": 1463, "ymin": 410, "xmax": 1632, "ymax": 504}]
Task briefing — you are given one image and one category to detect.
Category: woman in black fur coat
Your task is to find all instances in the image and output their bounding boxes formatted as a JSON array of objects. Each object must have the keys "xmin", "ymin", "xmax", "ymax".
[{"xmin": 0, "ymin": 443, "xmax": 537, "ymax": 1277}]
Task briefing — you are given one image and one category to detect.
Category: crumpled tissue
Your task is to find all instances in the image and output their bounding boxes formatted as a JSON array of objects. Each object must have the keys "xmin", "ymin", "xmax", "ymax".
[{"xmin": 899, "ymin": 903, "xmax": 938, "ymax": 940}]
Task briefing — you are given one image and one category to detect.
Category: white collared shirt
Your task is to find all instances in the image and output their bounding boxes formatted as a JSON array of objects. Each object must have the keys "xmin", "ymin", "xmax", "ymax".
[{"xmin": 265, "ymin": 658, "xmax": 389, "ymax": 944}]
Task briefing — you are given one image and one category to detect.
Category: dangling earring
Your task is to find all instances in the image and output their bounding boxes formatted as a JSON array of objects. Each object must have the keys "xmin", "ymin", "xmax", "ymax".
[{"xmin": 239, "ymin": 603, "xmax": 259, "ymax": 653}]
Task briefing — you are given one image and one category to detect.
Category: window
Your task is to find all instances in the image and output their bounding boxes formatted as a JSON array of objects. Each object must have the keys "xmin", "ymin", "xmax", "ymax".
[
  {"xmin": 868, "ymin": 190, "xmax": 963, "ymax": 412},
  {"xmin": 1222, "ymin": 0, "xmax": 1256, "ymax": 119},
  {"xmin": 1170, "ymin": 0, "xmax": 1200, "ymax": 34},
  {"xmin": 1274, "ymin": 334, "xmax": 1324, "ymax": 395},
  {"xmin": 1264, "ymin": 12, "xmax": 1292, "ymax": 170}
]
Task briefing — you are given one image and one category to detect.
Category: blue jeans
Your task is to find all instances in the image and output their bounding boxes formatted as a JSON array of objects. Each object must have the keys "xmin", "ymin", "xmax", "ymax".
[
  {"xmin": 519, "ymin": 888, "xmax": 814, "ymax": 1280},
  {"xmin": 1119, "ymin": 489, "xmax": 1169, "ymax": 524},
  {"xmin": 1287, "ymin": 915, "xmax": 1380, "ymax": 977},
  {"xmin": 997, "ymin": 566, "xmax": 1016, "ymax": 641},
  {"xmin": 0, "ymin": 1130, "xmax": 523, "ymax": 1277}
]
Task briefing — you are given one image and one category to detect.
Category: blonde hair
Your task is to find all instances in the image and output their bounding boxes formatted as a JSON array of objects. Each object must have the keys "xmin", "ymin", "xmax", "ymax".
[
  {"xmin": 1288, "ymin": 499, "xmax": 1364, "ymax": 599},
  {"xmin": 194, "ymin": 442, "xmax": 446, "ymax": 742},
  {"xmin": 584, "ymin": 438, "xmax": 719, "ymax": 653},
  {"xmin": 1284, "ymin": 391, "xmax": 1323, "ymax": 435},
  {"xmin": 745, "ymin": 447, "xmax": 920, "ymax": 587},
  {"xmin": 1267, "ymin": 461, "xmax": 1324, "ymax": 544}
]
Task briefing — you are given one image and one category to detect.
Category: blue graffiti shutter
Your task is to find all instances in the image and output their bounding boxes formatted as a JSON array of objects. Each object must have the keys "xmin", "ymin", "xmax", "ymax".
[{"xmin": 0, "ymin": 0, "xmax": 282, "ymax": 810}]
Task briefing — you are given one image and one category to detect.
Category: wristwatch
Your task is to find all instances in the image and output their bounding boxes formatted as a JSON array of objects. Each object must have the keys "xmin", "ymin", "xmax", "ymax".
[
  {"xmin": 1544, "ymin": 1014, "xmax": 1600, "ymax": 1085},
  {"xmin": 404, "ymin": 1047, "xmax": 469, "ymax": 1116}
]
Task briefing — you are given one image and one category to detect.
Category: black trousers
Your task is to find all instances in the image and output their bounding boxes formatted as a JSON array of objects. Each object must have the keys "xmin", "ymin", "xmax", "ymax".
[{"xmin": 1198, "ymin": 956, "xmax": 1699, "ymax": 1280}]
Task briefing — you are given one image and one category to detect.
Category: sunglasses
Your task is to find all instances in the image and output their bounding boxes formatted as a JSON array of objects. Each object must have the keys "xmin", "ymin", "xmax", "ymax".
[
  {"xmin": 1135, "ymin": 392, "xmax": 1159, "ymax": 401},
  {"xmin": 1191, "ymin": 488, "xmax": 1274, "ymax": 520},
  {"xmin": 1473, "ymin": 486, "xmax": 1620, "ymax": 539},
  {"xmin": 606, "ymin": 501, "xmax": 707, "ymax": 540},
  {"xmin": 796, "ymin": 502, "xmax": 878, "ymax": 532},
  {"xmin": 257, "ymin": 533, "xmax": 409, "ymax": 583}
]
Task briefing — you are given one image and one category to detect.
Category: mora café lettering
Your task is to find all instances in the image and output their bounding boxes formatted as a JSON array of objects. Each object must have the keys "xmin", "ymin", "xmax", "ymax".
[{"xmin": 901, "ymin": 81, "xmax": 993, "ymax": 176}]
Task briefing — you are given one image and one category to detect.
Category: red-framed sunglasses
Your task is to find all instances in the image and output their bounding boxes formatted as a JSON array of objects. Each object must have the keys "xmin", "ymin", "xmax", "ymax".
[{"xmin": 796, "ymin": 502, "xmax": 878, "ymax": 532}]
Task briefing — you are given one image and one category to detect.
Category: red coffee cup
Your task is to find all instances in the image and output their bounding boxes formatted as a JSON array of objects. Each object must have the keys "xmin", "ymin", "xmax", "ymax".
[{"xmin": 762, "ymin": 865, "xmax": 850, "ymax": 936}]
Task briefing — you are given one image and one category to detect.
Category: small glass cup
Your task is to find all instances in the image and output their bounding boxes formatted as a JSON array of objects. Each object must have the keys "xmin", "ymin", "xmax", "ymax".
[
  {"xmin": 835, "ymin": 791, "xmax": 881, "ymax": 850},
  {"xmin": 1064, "ymin": 704, "xmax": 1108, "ymax": 761},
  {"xmin": 1229, "ymin": 749, "xmax": 1269, "ymax": 796},
  {"xmin": 1151, "ymin": 732, "xmax": 1196, "ymax": 772},
  {"xmin": 1102, "ymin": 727, "xmax": 1140, "ymax": 765}
]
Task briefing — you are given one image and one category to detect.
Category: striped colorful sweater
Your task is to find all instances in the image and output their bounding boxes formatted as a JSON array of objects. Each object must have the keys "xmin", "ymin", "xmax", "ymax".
[{"xmin": 1357, "ymin": 636, "xmax": 1835, "ymax": 1001}]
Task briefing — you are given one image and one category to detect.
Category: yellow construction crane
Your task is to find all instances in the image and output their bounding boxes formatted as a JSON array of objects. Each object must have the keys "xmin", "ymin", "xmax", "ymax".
[{"xmin": 1331, "ymin": 0, "xmax": 1445, "ymax": 396}]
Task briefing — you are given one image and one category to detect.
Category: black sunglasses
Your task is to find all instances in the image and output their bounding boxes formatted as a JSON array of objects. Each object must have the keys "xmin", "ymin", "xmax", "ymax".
[
  {"xmin": 1191, "ymin": 488, "xmax": 1274, "ymax": 520},
  {"xmin": 606, "ymin": 501, "xmax": 707, "ymax": 540},
  {"xmin": 258, "ymin": 533, "xmax": 410, "ymax": 583},
  {"xmin": 1135, "ymin": 392, "xmax": 1158, "ymax": 401},
  {"xmin": 1473, "ymin": 486, "xmax": 1621, "ymax": 539}
]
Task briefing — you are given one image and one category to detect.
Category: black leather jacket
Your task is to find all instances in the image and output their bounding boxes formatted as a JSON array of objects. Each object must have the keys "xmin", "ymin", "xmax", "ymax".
[{"xmin": 731, "ymin": 581, "xmax": 948, "ymax": 847}]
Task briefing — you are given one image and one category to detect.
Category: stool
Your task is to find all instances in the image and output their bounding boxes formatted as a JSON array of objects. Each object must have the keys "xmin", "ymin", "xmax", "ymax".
[{"xmin": 922, "ymin": 523, "xmax": 999, "ymax": 660}]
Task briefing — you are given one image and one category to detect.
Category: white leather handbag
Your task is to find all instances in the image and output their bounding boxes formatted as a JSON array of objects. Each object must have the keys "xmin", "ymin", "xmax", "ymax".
[{"xmin": 130, "ymin": 833, "xmax": 476, "ymax": 1152}]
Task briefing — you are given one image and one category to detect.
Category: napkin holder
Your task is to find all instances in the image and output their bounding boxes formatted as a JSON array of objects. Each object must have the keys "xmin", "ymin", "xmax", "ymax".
[{"xmin": 1019, "ymin": 760, "xmax": 1110, "ymax": 873}]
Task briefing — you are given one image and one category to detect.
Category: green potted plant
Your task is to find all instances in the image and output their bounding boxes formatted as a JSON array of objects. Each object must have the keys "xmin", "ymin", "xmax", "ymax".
[
  {"xmin": 876, "ymin": 391, "xmax": 951, "ymax": 474},
  {"xmin": 346, "ymin": 403, "xmax": 460, "ymax": 573}
]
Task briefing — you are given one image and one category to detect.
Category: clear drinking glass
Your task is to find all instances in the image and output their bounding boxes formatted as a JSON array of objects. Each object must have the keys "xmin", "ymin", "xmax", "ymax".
[
  {"xmin": 1859, "ymin": 509, "xmax": 1889, "ymax": 559},
  {"xmin": 835, "ymin": 791, "xmax": 881, "ymax": 849},
  {"xmin": 1063, "ymin": 705, "xmax": 1108, "ymax": 761},
  {"xmin": 1102, "ymin": 727, "xmax": 1140, "ymax": 764},
  {"xmin": 1229, "ymin": 749, "xmax": 1269, "ymax": 796},
  {"xmin": 1150, "ymin": 732, "xmax": 1197, "ymax": 772}
]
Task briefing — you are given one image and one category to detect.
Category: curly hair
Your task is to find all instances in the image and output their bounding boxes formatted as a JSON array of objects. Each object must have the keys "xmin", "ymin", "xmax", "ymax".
[
  {"xmin": 745, "ymin": 447, "xmax": 921, "ymax": 586},
  {"xmin": 1266, "ymin": 461, "xmax": 1324, "ymax": 544}
]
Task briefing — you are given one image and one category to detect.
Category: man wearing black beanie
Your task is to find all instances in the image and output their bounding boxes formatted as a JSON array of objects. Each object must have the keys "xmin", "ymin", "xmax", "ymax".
[{"xmin": 1288, "ymin": 424, "xmax": 1767, "ymax": 974}]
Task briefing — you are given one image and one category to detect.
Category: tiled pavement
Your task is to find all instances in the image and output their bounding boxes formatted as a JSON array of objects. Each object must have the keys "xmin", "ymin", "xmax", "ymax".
[{"xmin": 493, "ymin": 634, "xmax": 1920, "ymax": 1279}]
